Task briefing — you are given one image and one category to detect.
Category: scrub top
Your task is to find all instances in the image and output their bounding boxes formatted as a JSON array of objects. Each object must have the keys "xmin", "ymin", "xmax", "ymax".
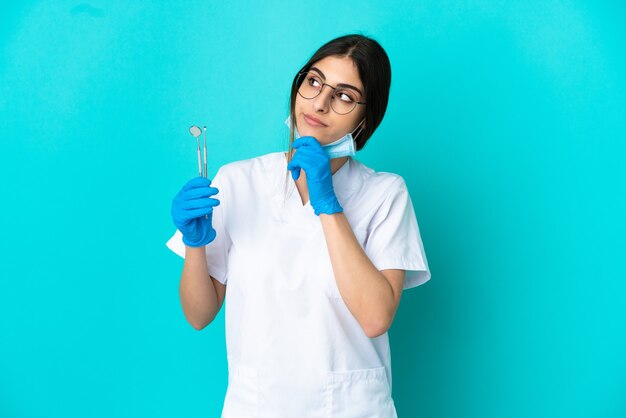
[{"xmin": 166, "ymin": 151, "xmax": 430, "ymax": 418}]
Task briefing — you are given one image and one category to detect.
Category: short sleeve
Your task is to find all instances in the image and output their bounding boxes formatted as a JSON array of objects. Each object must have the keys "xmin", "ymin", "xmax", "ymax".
[
  {"xmin": 165, "ymin": 167, "xmax": 233, "ymax": 285},
  {"xmin": 365, "ymin": 176, "xmax": 431, "ymax": 290}
]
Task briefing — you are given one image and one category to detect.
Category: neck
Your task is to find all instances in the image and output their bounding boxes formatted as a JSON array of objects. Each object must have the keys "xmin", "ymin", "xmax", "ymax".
[
  {"xmin": 330, "ymin": 156, "xmax": 349, "ymax": 175},
  {"xmin": 284, "ymin": 152, "xmax": 349, "ymax": 175}
]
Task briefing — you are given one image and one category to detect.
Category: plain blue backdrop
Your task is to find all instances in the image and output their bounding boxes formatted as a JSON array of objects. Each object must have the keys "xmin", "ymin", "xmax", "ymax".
[{"xmin": 1, "ymin": 1, "xmax": 625, "ymax": 417}]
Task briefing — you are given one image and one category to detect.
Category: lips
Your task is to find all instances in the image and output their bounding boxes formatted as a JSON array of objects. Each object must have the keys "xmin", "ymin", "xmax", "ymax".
[{"xmin": 303, "ymin": 114, "xmax": 327, "ymax": 127}]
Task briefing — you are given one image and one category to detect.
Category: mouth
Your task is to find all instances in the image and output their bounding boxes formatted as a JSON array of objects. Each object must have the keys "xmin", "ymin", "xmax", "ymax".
[{"xmin": 303, "ymin": 113, "xmax": 327, "ymax": 127}]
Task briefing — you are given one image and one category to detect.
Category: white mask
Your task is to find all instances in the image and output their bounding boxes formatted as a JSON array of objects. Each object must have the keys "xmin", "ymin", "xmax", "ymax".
[{"xmin": 284, "ymin": 115, "xmax": 364, "ymax": 159}]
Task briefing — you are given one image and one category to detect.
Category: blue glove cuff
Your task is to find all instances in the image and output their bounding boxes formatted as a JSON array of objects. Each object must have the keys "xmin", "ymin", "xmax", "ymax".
[
  {"xmin": 182, "ymin": 228, "xmax": 216, "ymax": 247},
  {"xmin": 313, "ymin": 197, "xmax": 343, "ymax": 216}
]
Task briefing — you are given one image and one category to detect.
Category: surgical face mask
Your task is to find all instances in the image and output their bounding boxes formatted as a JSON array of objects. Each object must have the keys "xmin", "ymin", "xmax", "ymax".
[{"xmin": 284, "ymin": 115, "xmax": 365, "ymax": 159}]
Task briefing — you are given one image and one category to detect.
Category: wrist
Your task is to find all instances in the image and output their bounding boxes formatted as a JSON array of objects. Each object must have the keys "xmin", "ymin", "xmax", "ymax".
[{"xmin": 313, "ymin": 197, "xmax": 343, "ymax": 216}]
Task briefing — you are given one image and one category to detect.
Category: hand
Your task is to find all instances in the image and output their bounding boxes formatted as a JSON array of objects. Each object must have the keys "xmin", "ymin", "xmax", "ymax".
[
  {"xmin": 171, "ymin": 177, "xmax": 220, "ymax": 247},
  {"xmin": 287, "ymin": 136, "xmax": 343, "ymax": 216}
]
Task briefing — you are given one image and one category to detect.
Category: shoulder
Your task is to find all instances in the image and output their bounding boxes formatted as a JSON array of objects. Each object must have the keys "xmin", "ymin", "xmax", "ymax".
[
  {"xmin": 340, "ymin": 158, "xmax": 410, "ymax": 228},
  {"xmin": 350, "ymin": 158, "xmax": 407, "ymax": 200}
]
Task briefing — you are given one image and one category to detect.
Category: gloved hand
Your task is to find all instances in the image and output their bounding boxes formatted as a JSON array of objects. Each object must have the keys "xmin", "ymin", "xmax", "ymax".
[
  {"xmin": 287, "ymin": 136, "xmax": 343, "ymax": 216},
  {"xmin": 171, "ymin": 177, "xmax": 221, "ymax": 247}
]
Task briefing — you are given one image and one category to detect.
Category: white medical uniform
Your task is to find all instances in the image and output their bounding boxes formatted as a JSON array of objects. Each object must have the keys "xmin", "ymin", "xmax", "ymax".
[{"xmin": 166, "ymin": 151, "xmax": 430, "ymax": 418}]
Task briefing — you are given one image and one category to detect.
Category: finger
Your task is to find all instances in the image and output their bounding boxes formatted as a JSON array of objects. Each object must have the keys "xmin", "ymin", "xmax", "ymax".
[
  {"xmin": 185, "ymin": 206, "xmax": 214, "ymax": 219},
  {"xmin": 287, "ymin": 157, "xmax": 302, "ymax": 180},
  {"xmin": 290, "ymin": 149, "xmax": 319, "ymax": 171},
  {"xmin": 293, "ymin": 144, "xmax": 326, "ymax": 164},
  {"xmin": 287, "ymin": 152, "xmax": 308, "ymax": 171},
  {"xmin": 291, "ymin": 167, "xmax": 301, "ymax": 181},
  {"xmin": 183, "ymin": 197, "xmax": 220, "ymax": 210},
  {"xmin": 287, "ymin": 162, "xmax": 300, "ymax": 178},
  {"xmin": 183, "ymin": 186, "xmax": 219, "ymax": 200},
  {"xmin": 292, "ymin": 136, "xmax": 319, "ymax": 149},
  {"xmin": 288, "ymin": 146, "xmax": 315, "ymax": 166},
  {"xmin": 183, "ymin": 176, "xmax": 211, "ymax": 191}
]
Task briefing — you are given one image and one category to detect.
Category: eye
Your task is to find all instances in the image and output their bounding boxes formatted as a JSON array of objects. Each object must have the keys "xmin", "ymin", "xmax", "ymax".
[
  {"xmin": 336, "ymin": 90, "xmax": 356, "ymax": 102},
  {"xmin": 307, "ymin": 76, "xmax": 322, "ymax": 88}
]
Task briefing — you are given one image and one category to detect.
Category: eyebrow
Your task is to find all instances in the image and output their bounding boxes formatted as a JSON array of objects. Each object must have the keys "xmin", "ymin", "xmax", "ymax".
[{"xmin": 309, "ymin": 66, "xmax": 363, "ymax": 96}]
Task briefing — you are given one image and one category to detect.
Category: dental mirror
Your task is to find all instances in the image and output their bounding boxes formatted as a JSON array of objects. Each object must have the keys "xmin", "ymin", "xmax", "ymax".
[
  {"xmin": 189, "ymin": 125, "xmax": 203, "ymax": 177},
  {"xmin": 189, "ymin": 125, "xmax": 202, "ymax": 138}
]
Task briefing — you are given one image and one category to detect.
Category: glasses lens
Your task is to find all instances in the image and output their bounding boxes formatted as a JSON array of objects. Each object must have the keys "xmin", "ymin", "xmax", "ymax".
[
  {"xmin": 297, "ymin": 72, "xmax": 322, "ymax": 99},
  {"xmin": 330, "ymin": 90, "xmax": 358, "ymax": 114}
]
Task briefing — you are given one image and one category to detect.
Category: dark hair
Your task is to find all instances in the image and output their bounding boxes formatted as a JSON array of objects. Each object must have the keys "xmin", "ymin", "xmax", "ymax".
[
  {"xmin": 287, "ymin": 33, "xmax": 392, "ymax": 152},
  {"xmin": 282, "ymin": 34, "xmax": 392, "ymax": 206}
]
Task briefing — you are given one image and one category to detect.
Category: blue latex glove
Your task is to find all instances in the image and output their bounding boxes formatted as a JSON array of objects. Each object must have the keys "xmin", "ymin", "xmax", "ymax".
[
  {"xmin": 171, "ymin": 177, "xmax": 221, "ymax": 247},
  {"xmin": 287, "ymin": 136, "xmax": 343, "ymax": 216}
]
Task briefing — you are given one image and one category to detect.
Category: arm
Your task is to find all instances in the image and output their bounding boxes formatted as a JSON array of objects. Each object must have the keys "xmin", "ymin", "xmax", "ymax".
[
  {"xmin": 285, "ymin": 137, "xmax": 405, "ymax": 337},
  {"xmin": 179, "ymin": 245, "xmax": 226, "ymax": 330},
  {"xmin": 319, "ymin": 212, "xmax": 405, "ymax": 338}
]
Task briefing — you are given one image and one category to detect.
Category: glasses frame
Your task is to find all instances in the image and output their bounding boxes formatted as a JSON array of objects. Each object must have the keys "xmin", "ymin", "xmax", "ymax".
[{"xmin": 296, "ymin": 71, "xmax": 367, "ymax": 115}]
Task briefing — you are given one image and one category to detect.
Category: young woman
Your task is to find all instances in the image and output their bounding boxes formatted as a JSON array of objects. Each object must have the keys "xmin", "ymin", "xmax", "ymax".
[{"xmin": 167, "ymin": 34, "xmax": 430, "ymax": 418}]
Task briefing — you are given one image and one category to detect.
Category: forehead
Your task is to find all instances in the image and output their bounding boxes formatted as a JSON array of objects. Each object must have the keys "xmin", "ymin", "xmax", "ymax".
[{"xmin": 310, "ymin": 56, "xmax": 363, "ymax": 90}]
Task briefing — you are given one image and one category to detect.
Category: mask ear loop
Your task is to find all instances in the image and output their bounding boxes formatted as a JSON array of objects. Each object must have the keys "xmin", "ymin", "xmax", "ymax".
[{"xmin": 352, "ymin": 118, "xmax": 366, "ymax": 141}]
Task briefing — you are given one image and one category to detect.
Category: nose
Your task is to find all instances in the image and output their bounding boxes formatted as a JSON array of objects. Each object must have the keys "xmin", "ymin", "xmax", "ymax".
[{"xmin": 312, "ymin": 84, "xmax": 334, "ymax": 113}]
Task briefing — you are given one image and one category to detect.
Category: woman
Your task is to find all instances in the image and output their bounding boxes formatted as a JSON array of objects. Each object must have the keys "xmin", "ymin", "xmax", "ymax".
[{"xmin": 167, "ymin": 34, "xmax": 430, "ymax": 418}]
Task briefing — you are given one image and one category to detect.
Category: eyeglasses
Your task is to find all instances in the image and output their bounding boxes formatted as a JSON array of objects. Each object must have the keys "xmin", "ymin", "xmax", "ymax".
[{"xmin": 296, "ymin": 70, "xmax": 366, "ymax": 115}]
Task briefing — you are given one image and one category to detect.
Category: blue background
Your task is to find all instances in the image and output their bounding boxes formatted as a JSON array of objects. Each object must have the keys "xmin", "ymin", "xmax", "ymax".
[{"xmin": 1, "ymin": 1, "xmax": 625, "ymax": 417}]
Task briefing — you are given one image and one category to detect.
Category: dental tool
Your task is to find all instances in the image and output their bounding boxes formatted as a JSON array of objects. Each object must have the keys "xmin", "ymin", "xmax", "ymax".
[
  {"xmin": 203, "ymin": 126, "xmax": 207, "ymax": 179},
  {"xmin": 189, "ymin": 124, "xmax": 209, "ymax": 219},
  {"xmin": 189, "ymin": 125, "xmax": 203, "ymax": 177}
]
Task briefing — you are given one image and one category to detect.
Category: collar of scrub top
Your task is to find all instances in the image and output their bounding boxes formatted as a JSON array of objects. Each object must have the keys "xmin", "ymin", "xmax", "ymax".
[
  {"xmin": 273, "ymin": 151, "xmax": 358, "ymax": 220},
  {"xmin": 267, "ymin": 154, "xmax": 345, "ymax": 231}
]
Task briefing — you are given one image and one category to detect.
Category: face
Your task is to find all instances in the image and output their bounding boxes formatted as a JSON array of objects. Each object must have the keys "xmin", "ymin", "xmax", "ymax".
[{"xmin": 294, "ymin": 55, "xmax": 366, "ymax": 145}]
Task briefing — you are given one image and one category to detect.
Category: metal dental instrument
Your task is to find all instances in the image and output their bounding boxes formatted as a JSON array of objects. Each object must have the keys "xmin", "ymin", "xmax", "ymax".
[
  {"xmin": 203, "ymin": 126, "xmax": 207, "ymax": 179},
  {"xmin": 189, "ymin": 125, "xmax": 203, "ymax": 177},
  {"xmin": 189, "ymin": 124, "xmax": 209, "ymax": 219}
]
